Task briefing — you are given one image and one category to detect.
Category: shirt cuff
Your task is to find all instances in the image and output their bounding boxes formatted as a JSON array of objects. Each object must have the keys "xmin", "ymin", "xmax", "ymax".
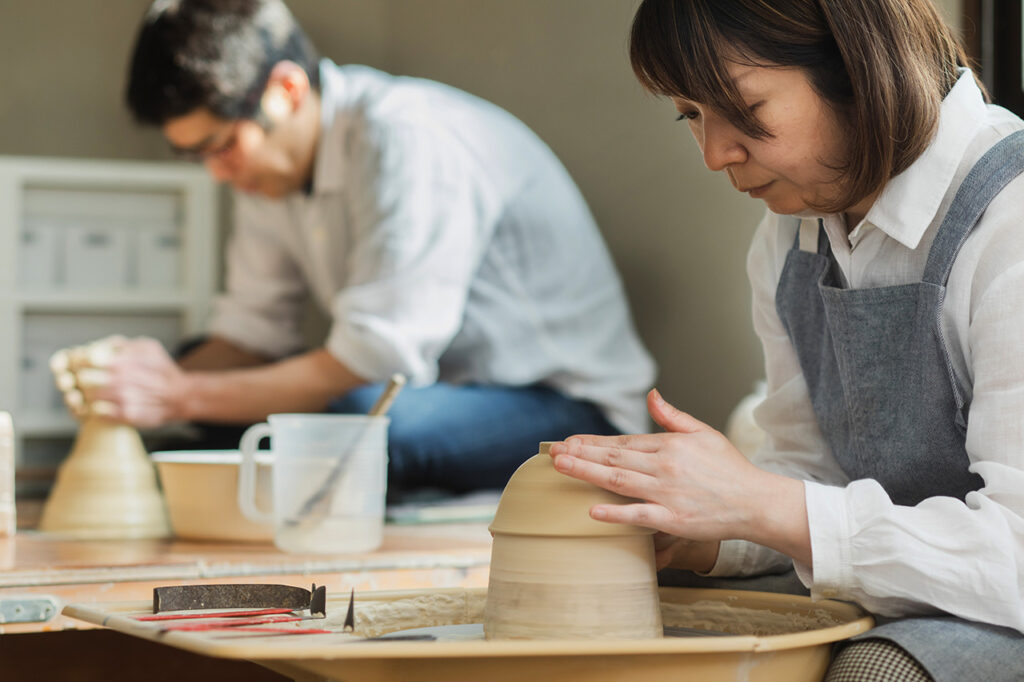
[
  {"xmin": 704, "ymin": 538, "xmax": 793, "ymax": 578},
  {"xmin": 704, "ymin": 539, "xmax": 751, "ymax": 576},
  {"xmin": 802, "ymin": 479, "xmax": 855, "ymax": 599},
  {"xmin": 325, "ymin": 320, "xmax": 437, "ymax": 386}
]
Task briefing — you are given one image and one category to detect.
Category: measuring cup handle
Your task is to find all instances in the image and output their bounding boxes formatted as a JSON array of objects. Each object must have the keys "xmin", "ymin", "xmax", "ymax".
[{"xmin": 238, "ymin": 422, "xmax": 273, "ymax": 524}]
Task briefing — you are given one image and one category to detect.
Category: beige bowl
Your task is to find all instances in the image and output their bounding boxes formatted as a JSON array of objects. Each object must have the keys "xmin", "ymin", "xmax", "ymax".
[
  {"xmin": 151, "ymin": 450, "xmax": 274, "ymax": 543},
  {"xmin": 485, "ymin": 447, "xmax": 661, "ymax": 640},
  {"xmin": 489, "ymin": 450, "xmax": 651, "ymax": 537}
]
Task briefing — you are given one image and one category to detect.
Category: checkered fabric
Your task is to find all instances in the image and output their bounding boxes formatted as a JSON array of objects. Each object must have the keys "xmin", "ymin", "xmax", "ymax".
[{"xmin": 825, "ymin": 638, "xmax": 934, "ymax": 682}]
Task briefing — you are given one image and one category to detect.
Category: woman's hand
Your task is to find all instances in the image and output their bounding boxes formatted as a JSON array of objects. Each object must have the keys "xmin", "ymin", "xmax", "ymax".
[{"xmin": 548, "ymin": 389, "xmax": 810, "ymax": 567}]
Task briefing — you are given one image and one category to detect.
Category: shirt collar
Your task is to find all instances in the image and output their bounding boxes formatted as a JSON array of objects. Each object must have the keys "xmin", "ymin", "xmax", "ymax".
[
  {"xmin": 861, "ymin": 69, "xmax": 988, "ymax": 249},
  {"xmin": 308, "ymin": 59, "xmax": 346, "ymax": 195}
]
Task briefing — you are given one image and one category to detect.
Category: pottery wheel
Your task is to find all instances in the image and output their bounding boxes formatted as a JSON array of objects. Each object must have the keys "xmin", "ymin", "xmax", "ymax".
[
  {"xmin": 377, "ymin": 623, "xmax": 731, "ymax": 641},
  {"xmin": 64, "ymin": 586, "xmax": 876, "ymax": 682}
]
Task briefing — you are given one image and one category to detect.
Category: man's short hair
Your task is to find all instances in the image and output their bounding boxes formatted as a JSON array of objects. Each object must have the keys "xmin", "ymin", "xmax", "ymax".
[{"xmin": 126, "ymin": 0, "xmax": 320, "ymax": 126}]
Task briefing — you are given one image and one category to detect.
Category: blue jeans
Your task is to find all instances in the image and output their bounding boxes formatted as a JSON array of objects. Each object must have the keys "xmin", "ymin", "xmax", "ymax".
[{"xmin": 328, "ymin": 383, "xmax": 618, "ymax": 494}]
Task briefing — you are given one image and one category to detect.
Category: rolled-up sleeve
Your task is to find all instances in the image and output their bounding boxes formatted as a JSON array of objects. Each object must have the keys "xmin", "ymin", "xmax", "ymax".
[
  {"xmin": 207, "ymin": 197, "xmax": 309, "ymax": 358},
  {"xmin": 325, "ymin": 124, "xmax": 492, "ymax": 384}
]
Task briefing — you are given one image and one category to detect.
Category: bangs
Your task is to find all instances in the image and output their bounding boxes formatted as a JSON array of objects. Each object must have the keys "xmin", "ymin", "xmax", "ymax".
[
  {"xmin": 627, "ymin": 0, "xmax": 966, "ymax": 215},
  {"xmin": 629, "ymin": 0, "xmax": 772, "ymax": 139}
]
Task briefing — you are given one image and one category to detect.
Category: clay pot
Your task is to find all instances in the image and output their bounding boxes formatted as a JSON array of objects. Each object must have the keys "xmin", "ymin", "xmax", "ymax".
[
  {"xmin": 39, "ymin": 417, "xmax": 170, "ymax": 539},
  {"xmin": 483, "ymin": 444, "xmax": 662, "ymax": 640}
]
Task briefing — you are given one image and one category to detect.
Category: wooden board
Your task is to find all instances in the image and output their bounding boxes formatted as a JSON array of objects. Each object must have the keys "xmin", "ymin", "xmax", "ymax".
[{"xmin": 0, "ymin": 516, "xmax": 491, "ymax": 634}]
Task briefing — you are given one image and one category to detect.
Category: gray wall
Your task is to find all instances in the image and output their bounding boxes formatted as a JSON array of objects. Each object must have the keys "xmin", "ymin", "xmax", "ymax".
[{"xmin": 0, "ymin": 1, "xmax": 964, "ymax": 430}]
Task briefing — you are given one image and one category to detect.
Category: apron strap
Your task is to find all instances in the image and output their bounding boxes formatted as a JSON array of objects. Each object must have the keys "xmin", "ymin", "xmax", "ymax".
[
  {"xmin": 792, "ymin": 217, "xmax": 829, "ymax": 254},
  {"xmin": 923, "ymin": 130, "xmax": 1024, "ymax": 286}
]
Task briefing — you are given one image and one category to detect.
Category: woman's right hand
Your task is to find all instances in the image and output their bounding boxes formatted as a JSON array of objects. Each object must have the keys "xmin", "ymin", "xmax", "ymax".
[{"xmin": 548, "ymin": 389, "xmax": 811, "ymax": 567}]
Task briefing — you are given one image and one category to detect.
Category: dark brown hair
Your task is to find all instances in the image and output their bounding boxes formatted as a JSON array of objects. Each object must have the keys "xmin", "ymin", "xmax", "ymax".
[
  {"xmin": 126, "ymin": 0, "xmax": 321, "ymax": 126},
  {"xmin": 629, "ymin": 0, "xmax": 982, "ymax": 212}
]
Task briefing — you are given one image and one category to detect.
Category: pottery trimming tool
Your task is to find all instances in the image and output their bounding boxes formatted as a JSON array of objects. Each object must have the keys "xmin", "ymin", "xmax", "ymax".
[
  {"xmin": 335, "ymin": 588, "xmax": 435, "ymax": 642},
  {"xmin": 343, "ymin": 587, "xmax": 355, "ymax": 632},
  {"xmin": 143, "ymin": 587, "xmax": 435, "ymax": 640}
]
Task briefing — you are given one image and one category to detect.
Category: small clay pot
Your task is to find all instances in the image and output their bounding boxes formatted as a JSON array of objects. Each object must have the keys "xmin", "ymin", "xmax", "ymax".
[
  {"xmin": 39, "ymin": 417, "xmax": 170, "ymax": 539},
  {"xmin": 483, "ymin": 445, "xmax": 662, "ymax": 640}
]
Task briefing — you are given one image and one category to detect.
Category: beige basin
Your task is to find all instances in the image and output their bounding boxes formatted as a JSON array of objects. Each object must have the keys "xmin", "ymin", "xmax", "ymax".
[{"xmin": 151, "ymin": 450, "xmax": 274, "ymax": 542}]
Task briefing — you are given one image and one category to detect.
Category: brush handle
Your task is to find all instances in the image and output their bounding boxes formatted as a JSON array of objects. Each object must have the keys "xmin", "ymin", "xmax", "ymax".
[{"xmin": 369, "ymin": 374, "xmax": 407, "ymax": 416}]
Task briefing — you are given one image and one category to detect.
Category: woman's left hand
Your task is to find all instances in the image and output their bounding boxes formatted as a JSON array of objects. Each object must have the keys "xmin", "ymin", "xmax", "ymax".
[{"xmin": 548, "ymin": 389, "xmax": 809, "ymax": 566}]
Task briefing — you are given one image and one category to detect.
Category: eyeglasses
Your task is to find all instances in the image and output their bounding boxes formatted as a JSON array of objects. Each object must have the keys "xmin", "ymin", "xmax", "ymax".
[{"xmin": 170, "ymin": 121, "xmax": 242, "ymax": 162}]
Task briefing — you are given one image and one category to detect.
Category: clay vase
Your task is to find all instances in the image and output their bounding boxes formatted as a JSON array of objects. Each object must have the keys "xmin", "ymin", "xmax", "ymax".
[
  {"xmin": 39, "ymin": 417, "xmax": 170, "ymax": 539},
  {"xmin": 483, "ymin": 443, "xmax": 662, "ymax": 640}
]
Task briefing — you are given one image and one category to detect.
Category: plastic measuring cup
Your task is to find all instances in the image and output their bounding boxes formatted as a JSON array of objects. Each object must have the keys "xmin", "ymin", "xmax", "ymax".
[{"xmin": 238, "ymin": 414, "xmax": 389, "ymax": 554}]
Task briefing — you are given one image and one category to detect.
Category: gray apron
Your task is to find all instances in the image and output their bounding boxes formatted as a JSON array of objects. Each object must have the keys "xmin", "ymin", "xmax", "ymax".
[{"xmin": 774, "ymin": 129, "xmax": 1024, "ymax": 681}]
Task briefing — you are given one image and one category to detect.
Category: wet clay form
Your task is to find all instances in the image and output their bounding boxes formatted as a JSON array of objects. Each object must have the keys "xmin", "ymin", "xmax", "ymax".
[
  {"xmin": 483, "ymin": 442, "xmax": 662, "ymax": 640},
  {"xmin": 38, "ymin": 338, "xmax": 170, "ymax": 539}
]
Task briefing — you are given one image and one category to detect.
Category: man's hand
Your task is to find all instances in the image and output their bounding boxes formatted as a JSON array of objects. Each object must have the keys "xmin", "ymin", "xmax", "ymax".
[
  {"xmin": 71, "ymin": 334, "xmax": 366, "ymax": 427},
  {"xmin": 81, "ymin": 337, "xmax": 189, "ymax": 428}
]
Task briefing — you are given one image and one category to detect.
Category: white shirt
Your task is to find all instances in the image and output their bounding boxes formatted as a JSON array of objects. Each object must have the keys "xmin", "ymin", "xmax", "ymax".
[
  {"xmin": 208, "ymin": 61, "xmax": 656, "ymax": 433},
  {"xmin": 713, "ymin": 71, "xmax": 1024, "ymax": 632}
]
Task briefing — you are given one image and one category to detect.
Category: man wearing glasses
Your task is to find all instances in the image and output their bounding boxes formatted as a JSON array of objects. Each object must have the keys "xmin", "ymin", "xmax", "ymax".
[{"xmin": 106, "ymin": 0, "xmax": 654, "ymax": 495}]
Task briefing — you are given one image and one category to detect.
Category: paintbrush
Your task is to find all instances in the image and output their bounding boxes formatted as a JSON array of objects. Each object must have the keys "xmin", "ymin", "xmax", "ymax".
[{"xmin": 285, "ymin": 374, "xmax": 406, "ymax": 527}]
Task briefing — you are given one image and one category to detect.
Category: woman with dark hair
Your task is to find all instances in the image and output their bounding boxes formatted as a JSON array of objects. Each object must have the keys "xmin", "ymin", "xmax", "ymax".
[{"xmin": 549, "ymin": 1, "xmax": 1024, "ymax": 679}]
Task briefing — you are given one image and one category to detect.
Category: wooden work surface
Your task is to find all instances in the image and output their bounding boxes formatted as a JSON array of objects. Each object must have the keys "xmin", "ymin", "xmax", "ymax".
[{"xmin": 0, "ymin": 500, "xmax": 492, "ymax": 635}]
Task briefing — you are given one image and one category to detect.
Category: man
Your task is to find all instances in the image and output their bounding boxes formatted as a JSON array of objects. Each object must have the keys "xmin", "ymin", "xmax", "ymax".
[{"xmin": 105, "ymin": 0, "xmax": 654, "ymax": 494}]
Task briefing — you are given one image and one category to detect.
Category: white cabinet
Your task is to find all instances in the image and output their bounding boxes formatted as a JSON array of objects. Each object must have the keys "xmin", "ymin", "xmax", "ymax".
[{"xmin": 0, "ymin": 157, "xmax": 218, "ymax": 486}]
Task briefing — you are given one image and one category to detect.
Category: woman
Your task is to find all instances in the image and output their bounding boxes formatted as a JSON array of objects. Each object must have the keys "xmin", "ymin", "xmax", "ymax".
[{"xmin": 549, "ymin": 1, "xmax": 1024, "ymax": 680}]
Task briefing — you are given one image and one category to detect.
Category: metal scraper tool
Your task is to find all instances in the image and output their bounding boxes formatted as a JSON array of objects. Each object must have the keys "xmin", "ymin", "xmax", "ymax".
[{"xmin": 152, "ymin": 583, "xmax": 327, "ymax": 617}]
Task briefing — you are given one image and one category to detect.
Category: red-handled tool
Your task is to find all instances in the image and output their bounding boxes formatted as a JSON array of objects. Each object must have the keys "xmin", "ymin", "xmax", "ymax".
[
  {"xmin": 137, "ymin": 607, "xmax": 296, "ymax": 622},
  {"xmin": 157, "ymin": 614, "xmax": 306, "ymax": 631}
]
